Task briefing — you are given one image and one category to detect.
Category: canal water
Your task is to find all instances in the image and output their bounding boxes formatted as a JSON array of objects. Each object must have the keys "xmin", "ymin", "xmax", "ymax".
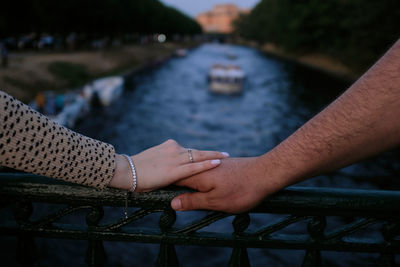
[{"xmin": 4, "ymin": 43, "xmax": 400, "ymax": 266}]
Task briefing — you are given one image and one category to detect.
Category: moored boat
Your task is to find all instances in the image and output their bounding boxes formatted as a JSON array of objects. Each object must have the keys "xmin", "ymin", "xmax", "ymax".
[
  {"xmin": 30, "ymin": 76, "xmax": 124, "ymax": 128},
  {"xmin": 83, "ymin": 76, "xmax": 124, "ymax": 106}
]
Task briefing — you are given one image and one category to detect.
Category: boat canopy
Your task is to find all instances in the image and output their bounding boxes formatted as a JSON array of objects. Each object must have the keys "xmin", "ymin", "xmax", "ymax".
[{"xmin": 209, "ymin": 64, "xmax": 245, "ymax": 79}]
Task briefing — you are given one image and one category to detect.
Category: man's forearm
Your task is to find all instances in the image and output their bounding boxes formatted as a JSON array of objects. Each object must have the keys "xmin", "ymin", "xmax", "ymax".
[{"xmin": 262, "ymin": 39, "xmax": 400, "ymax": 187}]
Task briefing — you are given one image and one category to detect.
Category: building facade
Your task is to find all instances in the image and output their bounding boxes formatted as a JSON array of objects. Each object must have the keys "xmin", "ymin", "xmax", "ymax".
[{"xmin": 196, "ymin": 4, "xmax": 250, "ymax": 34}]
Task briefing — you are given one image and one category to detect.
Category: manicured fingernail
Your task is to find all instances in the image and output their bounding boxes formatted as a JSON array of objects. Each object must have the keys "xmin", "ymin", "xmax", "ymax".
[
  {"xmin": 211, "ymin": 159, "xmax": 221, "ymax": 165},
  {"xmin": 171, "ymin": 198, "xmax": 182, "ymax": 210},
  {"xmin": 222, "ymin": 152, "xmax": 230, "ymax": 157}
]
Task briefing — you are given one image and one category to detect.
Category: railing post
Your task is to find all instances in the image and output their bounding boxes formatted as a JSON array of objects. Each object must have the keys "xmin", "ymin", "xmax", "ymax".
[
  {"xmin": 85, "ymin": 206, "xmax": 106, "ymax": 267},
  {"xmin": 157, "ymin": 208, "xmax": 178, "ymax": 267},
  {"xmin": 302, "ymin": 216, "xmax": 326, "ymax": 267},
  {"xmin": 14, "ymin": 201, "xmax": 37, "ymax": 267},
  {"xmin": 229, "ymin": 213, "xmax": 251, "ymax": 267}
]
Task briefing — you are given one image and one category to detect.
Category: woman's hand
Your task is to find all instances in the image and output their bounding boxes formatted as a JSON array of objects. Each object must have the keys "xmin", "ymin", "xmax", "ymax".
[{"xmin": 108, "ymin": 139, "xmax": 229, "ymax": 192}]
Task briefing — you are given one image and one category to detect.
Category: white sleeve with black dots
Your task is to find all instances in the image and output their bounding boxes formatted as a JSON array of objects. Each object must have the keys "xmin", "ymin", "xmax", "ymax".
[{"xmin": 0, "ymin": 91, "xmax": 116, "ymax": 189}]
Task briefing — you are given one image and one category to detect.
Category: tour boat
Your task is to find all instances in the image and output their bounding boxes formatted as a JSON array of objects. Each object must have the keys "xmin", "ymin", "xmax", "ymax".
[
  {"xmin": 208, "ymin": 64, "xmax": 245, "ymax": 94},
  {"xmin": 83, "ymin": 76, "xmax": 124, "ymax": 106}
]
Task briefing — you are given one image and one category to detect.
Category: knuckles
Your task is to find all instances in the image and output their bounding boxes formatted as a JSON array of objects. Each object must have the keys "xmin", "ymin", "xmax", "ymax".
[
  {"xmin": 163, "ymin": 139, "xmax": 182, "ymax": 152},
  {"xmin": 165, "ymin": 139, "xmax": 178, "ymax": 146}
]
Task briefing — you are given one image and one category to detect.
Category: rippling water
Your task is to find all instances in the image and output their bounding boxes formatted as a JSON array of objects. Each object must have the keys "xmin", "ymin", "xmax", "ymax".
[{"xmin": 3, "ymin": 43, "xmax": 400, "ymax": 266}]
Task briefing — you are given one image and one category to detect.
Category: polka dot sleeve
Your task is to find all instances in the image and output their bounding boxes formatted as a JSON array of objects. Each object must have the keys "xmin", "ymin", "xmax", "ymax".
[{"xmin": 0, "ymin": 91, "xmax": 116, "ymax": 189}]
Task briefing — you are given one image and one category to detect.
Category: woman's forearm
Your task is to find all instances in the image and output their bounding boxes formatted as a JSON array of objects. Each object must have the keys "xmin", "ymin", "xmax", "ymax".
[{"xmin": 0, "ymin": 91, "xmax": 116, "ymax": 188}]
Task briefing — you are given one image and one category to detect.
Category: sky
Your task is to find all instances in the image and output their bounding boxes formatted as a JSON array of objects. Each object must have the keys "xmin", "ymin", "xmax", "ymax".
[{"xmin": 159, "ymin": 0, "xmax": 260, "ymax": 17}]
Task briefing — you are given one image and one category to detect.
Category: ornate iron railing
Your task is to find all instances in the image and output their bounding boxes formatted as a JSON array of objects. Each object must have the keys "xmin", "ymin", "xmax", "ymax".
[{"xmin": 0, "ymin": 173, "xmax": 399, "ymax": 266}]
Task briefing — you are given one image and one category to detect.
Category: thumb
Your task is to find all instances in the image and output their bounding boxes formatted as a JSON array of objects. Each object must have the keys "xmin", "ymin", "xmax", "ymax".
[{"xmin": 171, "ymin": 192, "xmax": 210, "ymax": 211}]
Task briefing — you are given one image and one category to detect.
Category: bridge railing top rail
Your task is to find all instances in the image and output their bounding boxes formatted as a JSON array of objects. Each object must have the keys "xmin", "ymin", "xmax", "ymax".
[{"xmin": 1, "ymin": 173, "xmax": 399, "ymax": 217}]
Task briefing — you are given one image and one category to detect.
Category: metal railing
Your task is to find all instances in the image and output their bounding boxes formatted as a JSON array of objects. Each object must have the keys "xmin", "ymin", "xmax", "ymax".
[{"xmin": 0, "ymin": 173, "xmax": 399, "ymax": 266}]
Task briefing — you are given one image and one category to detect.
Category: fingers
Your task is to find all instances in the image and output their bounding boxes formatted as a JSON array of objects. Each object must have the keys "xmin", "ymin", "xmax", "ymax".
[
  {"xmin": 191, "ymin": 150, "xmax": 229, "ymax": 162},
  {"xmin": 171, "ymin": 192, "xmax": 210, "ymax": 211},
  {"xmin": 177, "ymin": 159, "xmax": 221, "ymax": 179},
  {"xmin": 162, "ymin": 140, "xmax": 229, "ymax": 162},
  {"xmin": 174, "ymin": 173, "xmax": 213, "ymax": 192},
  {"xmin": 180, "ymin": 149, "xmax": 229, "ymax": 164},
  {"xmin": 175, "ymin": 177, "xmax": 193, "ymax": 188}
]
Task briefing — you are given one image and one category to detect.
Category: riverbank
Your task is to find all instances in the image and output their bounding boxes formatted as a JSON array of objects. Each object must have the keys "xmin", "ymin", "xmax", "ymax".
[
  {"xmin": 242, "ymin": 41, "xmax": 360, "ymax": 82},
  {"xmin": 0, "ymin": 43, "xmax": 192, "ymax": 103}
]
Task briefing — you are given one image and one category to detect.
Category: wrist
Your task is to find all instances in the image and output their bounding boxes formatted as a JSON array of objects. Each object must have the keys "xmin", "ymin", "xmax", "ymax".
[
  {"xmin": 257, "ymin": 149, "xmax": 301, "ymax": 195},
  {"xmin": 108, "ymin": 154, "xmax": 132, "ymax": 190}
]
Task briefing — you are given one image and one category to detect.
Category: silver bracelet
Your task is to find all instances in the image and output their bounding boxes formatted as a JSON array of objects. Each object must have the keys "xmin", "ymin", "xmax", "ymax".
[
  {"xmin": 122, "ymin": 154, "xmax": 137, "ymax": 192},
  {"xmin": 122, "ymin": 154, "xmax": 137, "ymax": 218}
]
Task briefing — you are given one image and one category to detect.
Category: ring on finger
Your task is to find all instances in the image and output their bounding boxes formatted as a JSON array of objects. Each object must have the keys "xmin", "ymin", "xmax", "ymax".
[{"xmin": 187, "ymin": 148, "xmax": 194, "ymax": 163}]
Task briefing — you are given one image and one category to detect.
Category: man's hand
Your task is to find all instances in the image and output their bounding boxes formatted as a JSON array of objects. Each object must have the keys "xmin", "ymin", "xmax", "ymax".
[{"xmin": 171, "ymin": 157, "xmax": 288, "ymax": 213}]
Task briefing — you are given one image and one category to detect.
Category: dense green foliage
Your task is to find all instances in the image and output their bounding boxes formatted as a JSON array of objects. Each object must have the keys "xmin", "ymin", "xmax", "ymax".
[
  {"xmin": 235, "ymin": 0, "xmax": 400, "ymax": 71},
  {"xmin": 0, "ymin": 0, "xmax": 201, "ymax": 37}
]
